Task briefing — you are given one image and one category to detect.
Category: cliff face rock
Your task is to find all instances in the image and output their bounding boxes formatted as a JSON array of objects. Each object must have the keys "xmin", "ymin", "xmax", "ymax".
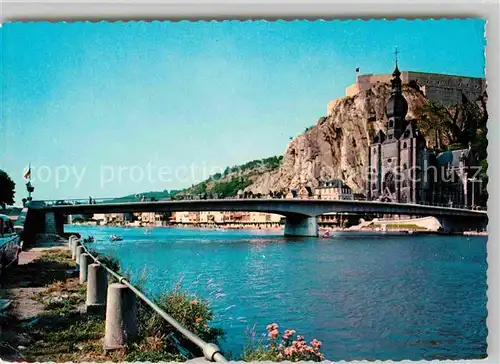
[{"xmin": 246, "ymin": 84, "xmax": 429, "ymax": 195}]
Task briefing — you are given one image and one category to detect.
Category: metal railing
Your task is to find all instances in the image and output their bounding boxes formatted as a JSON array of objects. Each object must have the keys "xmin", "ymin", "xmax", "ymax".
[
  {"xmin": 72, "ymin": 236, "xmax": 227, "ymax": 363},
  {"xmin": 34, "ymin": 196, "xmax": 487, "ymax": 212}
]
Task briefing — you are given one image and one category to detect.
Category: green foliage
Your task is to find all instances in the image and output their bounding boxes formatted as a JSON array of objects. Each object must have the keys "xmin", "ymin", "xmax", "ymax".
[
  {"xmin": 44, "ymin": 318, "xmax": 105, "ymax": 344},
  {"xmin": 0, "ymin": 170, "xmax": 15, "ymax": 210},
  {"xmin": 210, "ymin": 176, "xmax": 253, "ymax": 198},
  {"xmin": 87, "ymin": 249, "xmax": 121, "ymax": 273},
  {"xmin": 190, "ymin": 182, "xmax": 207, "ymax": 196},
  {"xmin": 126, "ymin": 349, "xmax": 184, "ymax": 362},
  {"xmin": 243, "ymin": 343, "xmax": 279, "ymax": 361},
  {"xmin": 237, "ymin": 155, "xmax": 283, "ymax": 172},
  {"xmin": 138, "ymin": 283, "xmax": 224, "ymax": 345},
  {"xmin": 447, "ymin": 143, "xmax": 466, "ymax": 151},
  {"xmin": 111, "ymin": 190, "xmax": 180, "ymax": 203}
]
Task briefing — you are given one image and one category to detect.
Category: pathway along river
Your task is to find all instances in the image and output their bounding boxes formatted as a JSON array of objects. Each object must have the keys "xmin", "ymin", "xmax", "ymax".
[{"xmin": 67, "ymin": 225, "xmax": 487, "ymax": 361}]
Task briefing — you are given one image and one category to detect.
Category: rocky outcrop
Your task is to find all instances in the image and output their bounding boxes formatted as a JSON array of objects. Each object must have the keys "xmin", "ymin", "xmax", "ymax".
[{"xmin": 245, "ymin": 83, "xmax": 437, "ymax": 195}]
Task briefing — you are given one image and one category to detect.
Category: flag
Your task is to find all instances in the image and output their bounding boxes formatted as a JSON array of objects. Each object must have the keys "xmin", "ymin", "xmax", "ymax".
[
  {"xmin": 23, "ymin": 165, "xmax": 31, "ymax": 180},
  {"xmin": 355, "ymin": 67, "xmax": 360, "ymax": 73}
]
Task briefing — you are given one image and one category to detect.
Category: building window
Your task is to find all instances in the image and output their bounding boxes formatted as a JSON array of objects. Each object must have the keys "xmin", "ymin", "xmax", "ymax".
[
  {"xmin": 403, "ymin": 142, "xmax": 407, "ymax": 149},
  {"xmin": 373, "ymin": 148, "xmax": 377, "ymax": 154},
  {"xmin": 388, "ymin": 158, "xmax": 392, "ymax": 163},
  {"xmin": 403, "ymin": 163, "xmax": 407, "ymax": 170},
  {"xmin": 389, "ymin": 135, "xmax": 393, "ymax": 140},
  {"xmin": 372, "ymin": 183, "xmax": 377, "ymax": 190},
  {"xmin": 389, "ymin": 120, "xmax": 394, "ymax": 128},
  {"xmin": 402, "ymin": 179, "xmax": 408, "ymax": 188}
]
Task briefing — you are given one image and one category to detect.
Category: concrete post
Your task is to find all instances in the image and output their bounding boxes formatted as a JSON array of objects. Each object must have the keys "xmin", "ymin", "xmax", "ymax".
[
  {"xmin": 72, "ymin": 240, "xmax": 79, "ymax": 260},
  {"xmin": 79, "ymin": 253, "xmax": 92, "ymax": 284},
  {"xmin": 76, "ymin": 245, "xmax": 84, "ymax": 266},
  {"xmin": 104, "ymin": 283, "xmax": 138, "ymax": 349},
  {"xmin": 86, "ymin": 263, "xmax": 107, "ymax": 315}
]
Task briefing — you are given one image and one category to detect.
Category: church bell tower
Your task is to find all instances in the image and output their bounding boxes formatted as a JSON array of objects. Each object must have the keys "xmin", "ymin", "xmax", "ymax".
[{"xmin": 385, "ymin": 49, "xmax": 408, "ymax": 141}]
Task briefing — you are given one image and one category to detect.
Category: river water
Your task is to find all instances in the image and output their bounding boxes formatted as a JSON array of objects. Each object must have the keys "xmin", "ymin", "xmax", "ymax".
[{"xmin": 67, "ymin": 225, "xmax": 487, "ymax": 361}]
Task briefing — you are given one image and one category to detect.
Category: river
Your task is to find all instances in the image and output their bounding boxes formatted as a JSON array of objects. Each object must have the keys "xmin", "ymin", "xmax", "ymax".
[{"xmin": 66, "ymin": 225, "xmax": 487, "ymax": 361}]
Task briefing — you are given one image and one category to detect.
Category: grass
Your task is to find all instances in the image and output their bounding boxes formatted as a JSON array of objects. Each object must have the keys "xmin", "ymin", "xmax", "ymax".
[
  {"xmin": 242, "ymin": 343, "xmax": 279, "ymax": 361},
  {"xmin": 1, "ymin": 249, "xmax": 76, "ymax": 288}
]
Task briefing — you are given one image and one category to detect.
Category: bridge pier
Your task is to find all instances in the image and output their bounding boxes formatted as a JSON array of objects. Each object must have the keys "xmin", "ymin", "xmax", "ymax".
[
  {"xmin": 48, "ymin": 212, "xmax": 65, "ymax": 234},
  {"xmin": 284, "ymin": 215, "xmax": 318, "ymax": 237}
]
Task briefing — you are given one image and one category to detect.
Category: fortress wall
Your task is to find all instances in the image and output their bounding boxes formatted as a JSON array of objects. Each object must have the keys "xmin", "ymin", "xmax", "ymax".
[{"xmin": 336, "ymin": 71, "xmax": 485, "ymax": 111}]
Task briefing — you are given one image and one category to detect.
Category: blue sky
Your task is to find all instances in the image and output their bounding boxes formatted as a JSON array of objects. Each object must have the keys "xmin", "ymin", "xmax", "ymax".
[{"xmin": 0, "ymin": 19, "xmax": 486, "ymax": 202}]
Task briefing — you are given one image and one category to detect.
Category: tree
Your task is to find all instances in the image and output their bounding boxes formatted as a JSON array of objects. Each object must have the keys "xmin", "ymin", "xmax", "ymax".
[{"xmin": 0, "ymin": 170, "xmax": 15, "ymax": 210}]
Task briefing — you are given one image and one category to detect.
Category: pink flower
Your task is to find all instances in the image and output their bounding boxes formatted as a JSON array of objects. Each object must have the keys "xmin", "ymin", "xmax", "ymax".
[
  {"xmin": 268, "ymin": 329, "xmax": 279, "ymax": 339},
  {"xmin": 190, "ymin": 299, "xmax": 199, "ymax": 305},
  {"xmin": 311, "ymin": 339, "xmax": 322, "ymax": 349},
  {"xmin": 266, "ymin": 323, "xmax": 279, "ymax": 332}
]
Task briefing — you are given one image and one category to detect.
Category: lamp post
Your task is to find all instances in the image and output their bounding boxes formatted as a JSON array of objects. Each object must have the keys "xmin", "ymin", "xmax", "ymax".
[
  {"xmin": 468, "ymin": 177, "xmax": 478, "ymax": 208},
  {"xmin": 26, "ymin": 181, "xmax": 34, "ymax": 201}
]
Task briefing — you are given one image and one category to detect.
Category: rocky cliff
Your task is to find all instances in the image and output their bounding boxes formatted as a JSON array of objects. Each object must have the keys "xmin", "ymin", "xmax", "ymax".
[{"xmin": 245, "ymin": 83, "xmax": 487, "ymax": 195}]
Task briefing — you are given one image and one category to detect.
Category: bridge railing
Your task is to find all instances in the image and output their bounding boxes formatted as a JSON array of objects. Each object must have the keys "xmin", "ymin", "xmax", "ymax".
[
  {"xmin": 34, "ymin": 196, "xmax": 487, "ymax": 212},
  {"xmin": 71, "ymin": 236, "xmax": 227, "ymax": 363}
]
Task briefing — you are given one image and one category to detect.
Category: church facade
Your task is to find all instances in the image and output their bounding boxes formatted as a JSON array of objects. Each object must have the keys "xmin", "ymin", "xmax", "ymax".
[{"xmin": 366, "ymin": 62, "xmax": 478, "ymax": 207}]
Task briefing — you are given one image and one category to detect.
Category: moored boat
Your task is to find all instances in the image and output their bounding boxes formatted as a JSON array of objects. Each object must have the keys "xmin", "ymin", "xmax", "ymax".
[{"xmin": 0, "ymin": 214, "xmax": 22, "ymax": 277}]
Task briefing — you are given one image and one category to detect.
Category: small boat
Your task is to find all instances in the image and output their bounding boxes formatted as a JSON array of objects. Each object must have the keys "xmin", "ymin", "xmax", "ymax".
[
  {"xmin": 109, "ymin": 235, "xmax": 123, "ymax": 242},
  {"xmin": 323, "ymin": 230, "xmax": 330, "ymax": 238}
]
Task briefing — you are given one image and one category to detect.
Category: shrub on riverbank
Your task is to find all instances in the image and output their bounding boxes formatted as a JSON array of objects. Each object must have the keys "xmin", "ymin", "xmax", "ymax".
[
  {"xmin": 242, "ymin": 323, "xmax": 324, "ymax": 362},
  {"xmin": 130, "ymin": 281, "xmax": 224, "ymax": 361}
]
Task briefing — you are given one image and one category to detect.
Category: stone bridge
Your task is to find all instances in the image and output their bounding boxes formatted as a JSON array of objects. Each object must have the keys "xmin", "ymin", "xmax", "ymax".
[{"xmin": 25, "ymin": 199, "xmax": 488, "ymax": 237}]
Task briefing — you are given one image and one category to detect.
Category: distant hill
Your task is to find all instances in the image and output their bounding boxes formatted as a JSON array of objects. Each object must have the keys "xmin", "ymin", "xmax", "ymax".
[
  {"xmin": 109, "ymin": 190, "xmax": 181, "ymax": 203},
  {"xmin": 181, "ymin": 155, "xmax": 283, "ymax": 198},
  {"xmin": 116, "ymin": 156, "xmax": 283, "ymax": 201}
]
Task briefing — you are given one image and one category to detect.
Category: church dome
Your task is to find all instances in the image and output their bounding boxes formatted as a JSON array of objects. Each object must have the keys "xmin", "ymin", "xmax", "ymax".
[
  {"xmin": 385, "ymin": 64, "xmax": 408, "ymax": 119},
  {"xmin": 385, "ymin": 93, "xmax": 408, "ymax": 119}
]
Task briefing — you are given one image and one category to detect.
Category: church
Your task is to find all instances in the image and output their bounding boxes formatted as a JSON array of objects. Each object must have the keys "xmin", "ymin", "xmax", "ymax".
[{"xmin": 366, "ymin": 61, "xmax": 478, "ymax": 207}]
